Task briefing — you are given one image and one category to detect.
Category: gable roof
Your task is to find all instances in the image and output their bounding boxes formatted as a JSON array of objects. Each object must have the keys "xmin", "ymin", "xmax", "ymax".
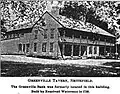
[
  {"xmin": 33, "ymin": 11, "xmax": 64, "ymax": 28},
  {"xmin": 6, "ymin": 11, "xmax": 115, "ymax": 38},
  {"xmin": 34, "ymin": 11, "xmax": 115, "ymax": 37}
]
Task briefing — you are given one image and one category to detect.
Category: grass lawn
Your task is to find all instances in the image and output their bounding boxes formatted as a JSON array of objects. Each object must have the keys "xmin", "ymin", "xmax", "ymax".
[{"xmin": 1, "ymin": 61, "xmax": 120, "ymax": 77}]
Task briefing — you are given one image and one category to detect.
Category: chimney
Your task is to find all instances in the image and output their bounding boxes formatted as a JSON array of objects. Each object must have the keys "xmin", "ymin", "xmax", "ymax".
[
  {"xmin": 46, "ymin": 1, "xmax": 60, "ymax": 17},
  {"xmin": 51, "ymin": 6, "xmax": 59, "ymax": 17}
]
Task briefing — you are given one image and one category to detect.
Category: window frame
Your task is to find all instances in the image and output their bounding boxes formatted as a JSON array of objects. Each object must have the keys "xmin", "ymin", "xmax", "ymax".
[
  {"xmin": 23, "ymin": 44, "xmax": 26, "ymax": 52},
  {"xmin": 42, "ymin": 43, "xmax": 47, "ymax": 52},
  {"xmin": 34, "ymin": 30, "xmax": 38, "ymax": 39},
  {"xmin": 26, "ymin": 43, "xmax": 30, "ymax": 52},
  {"xmin": 50, "ymin": 28, "xmax": 55, "ymax": 39},
  {"xmin": 34, "ymin": 43, "xmax": 37, "ymax": 52},
  {"xmin": 18, "ymin": 44, "xmax": 22, "ymax": 52},
  {"xmin": 50, "ymin": 43, "xmax": 54, "ymax": 52}
]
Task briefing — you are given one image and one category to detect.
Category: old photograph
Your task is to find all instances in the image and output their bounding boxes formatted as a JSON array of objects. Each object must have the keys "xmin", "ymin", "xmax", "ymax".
[{"xmin": 1, "ymin": 0, "xmax": 120, "ymax": 77}]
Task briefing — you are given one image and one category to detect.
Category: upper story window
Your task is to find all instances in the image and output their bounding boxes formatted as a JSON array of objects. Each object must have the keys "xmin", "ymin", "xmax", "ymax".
[
  {"xmin": 44, "ymin": 29, "xmax": 47, "ymax": 39},
  {"xmin": 14, "ymin": 33, "xmax": 19, "ymax": 38},
  {"xmin": 82, "ymin": 35, "xmax": 87, "ymax": 39},
  {"xmin": 34, "ymin": 30, "xmax": 38, "ymax": 39},
  {"xmin": 20, "ymin": 33, "xmax": 24, "ymax": 37},
  {"xmin": 50, "ymin": 28, "xmax": 55, "ymax": 39}
]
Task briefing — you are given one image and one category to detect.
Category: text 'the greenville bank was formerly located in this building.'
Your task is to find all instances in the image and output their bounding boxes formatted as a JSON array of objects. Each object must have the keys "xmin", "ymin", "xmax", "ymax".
[{"xmin": 1, "ymin": 6, "xmax": 115, "ymax": 59}]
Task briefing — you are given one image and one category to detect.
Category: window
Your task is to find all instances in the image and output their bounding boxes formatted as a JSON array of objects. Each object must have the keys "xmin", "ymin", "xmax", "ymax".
[
  {"xmin": 44, "ymin": 31, "xmax": 47, "ymax": 39},
  {"xmin": 26, "ymin": 43, "xmax": 30, "ymax": 52},
  {"xmin": 18, "ymin": 44, "xmax": 22, "ymax": 52},
  {"xmin": 42, "ymin": 43, "xmax": 47, "ymax": 52},
  {"xmin": 50, "ymin": 43, "xmax": 54, "ymax": 52},
  {"xmin": 20, "ymin": 33, "xmax": 24, "ymax": 37},
  {"xmin": 50, "ymin": 28, "xmax": 55, "ymax": 39},
  {"xmin": 89, "ymin": 46, "xmax": 92, "ymax": 54},
  {"xmin": 34, "ymin": 30, "xmax": 38, "ymax": 39},
  {"xmin": 41, "ymin": 18, "xmax": 46, "ymax": 26},
  {"xmin": 7, "ymin": 35, "xmax": 9, "ymax": 39},
  {"xmin": 13, "ymin": 34, "xmax": 15, "ymax": 38},
  {"xmin": 10, "ymin": 34, "xmax": 12, "ymax": 38},
  {"xmin": 82, "ymin": 35, "xmax": 87, "ymax": 39},
  {"xmin": 15, "ymin": 33, "xmax": 18, "ymax": 37},
  {"xmin": 94, "ymin": 46, "xmax": 97, "ymax": 54},
  {"xmin": 8, "ymin": 34, "xmax": 11, "ymax": 39},
  {"xmin": 17, "ymin": 33, "xmax": 19, "ymax": 37},
  {"xmin": 34, "ymin": 43, "xmax": 37, "ymax": 52},
  {"xmin": 23, "ymin": 44, "xmax": 25, "ymax": 52}
]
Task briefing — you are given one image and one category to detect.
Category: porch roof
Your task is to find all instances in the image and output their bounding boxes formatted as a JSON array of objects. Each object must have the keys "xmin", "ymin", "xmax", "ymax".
[{"xmin": 57, "ymin": 16, "xmax": 115, "ymax": 37}]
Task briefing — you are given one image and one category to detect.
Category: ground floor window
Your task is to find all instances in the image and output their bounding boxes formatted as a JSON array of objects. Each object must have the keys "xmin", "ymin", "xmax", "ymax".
[
  {"xmin": 94, "ymin": 46, "xmax": 97, "ymax": 54},
  {"xmin": 89, "ymin": 46, "xmax": 92, "ymax": 54},
  {"xmin": 18, "ymin": 43, "xmax": 30, "ymax": 53},
  {"xmin": 18, "ymin": 44, "xmax": 22, "ymax": 52},
  {"xmin": 50, "ymin": 43, "xmax": 54, "ymax": 52},
  {"xmin": 64, "ymin": 44, "xmax": 72, "ymax": 56},
  {"xmin": 34, "ymin": 43, "xmax": 37, "ymax": 52},
  {"xmin": 73, "ymin": 45, "xmax": 79, "ymax": 56},
  {"xmin": 42, "ymin": 43, "xmax": 47, "ymax": 52},
  {"xmin": 26, "ymin": 44, "xmax": 30, "ymax": 52},
  {"xmin": 81, "ymin": 46, "xmax": 87, "ymax": 56},
  {"xmin": 23, "ymin": 44, "xmax": 25, "ymax": 52},
  {"xmin": 99, "ymin": 46, "xmax": 105, "ymax": 55}
]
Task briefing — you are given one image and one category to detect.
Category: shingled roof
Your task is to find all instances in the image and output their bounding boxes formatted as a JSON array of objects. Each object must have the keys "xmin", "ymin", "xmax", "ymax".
[
  {"xmin": 6, "ymin": 11, "xmax": 115, "ymax": 38},
  {"xmin": 43, "ymin": 11, "xmax": 115, "ymax": 37}
]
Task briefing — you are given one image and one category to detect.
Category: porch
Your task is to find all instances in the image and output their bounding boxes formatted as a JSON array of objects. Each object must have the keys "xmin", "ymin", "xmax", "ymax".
[{"xmin": 59, "ymin": 43, "xmax": 114, "ymax": 59}]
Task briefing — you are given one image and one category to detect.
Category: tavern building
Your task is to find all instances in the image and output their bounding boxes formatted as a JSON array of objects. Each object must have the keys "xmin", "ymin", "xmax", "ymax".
[{"xmin": 1, "ymin": 6, "xmax": 115, "ymax": 59}]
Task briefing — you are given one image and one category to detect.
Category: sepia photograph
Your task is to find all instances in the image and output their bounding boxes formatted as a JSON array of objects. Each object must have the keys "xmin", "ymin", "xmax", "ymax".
[{"xmin": 1, "ymin": 0, "xmax": 120, "ymax": 77}]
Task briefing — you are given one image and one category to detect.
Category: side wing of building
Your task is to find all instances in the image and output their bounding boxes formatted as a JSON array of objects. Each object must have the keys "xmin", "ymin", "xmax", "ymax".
[{"xmin": 1, "ymin": 11, "xmax": 63, "ymax": 59}]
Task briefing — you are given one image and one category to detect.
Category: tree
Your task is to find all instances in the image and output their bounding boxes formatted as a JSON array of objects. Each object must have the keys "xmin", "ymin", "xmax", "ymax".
[
  {"xmin": 60, "ymin": 1, "xmax": 119, "ymax": 35},
  {"xmin": 1, "ymin": 19, "xmax": 7, "ymax": 34}
]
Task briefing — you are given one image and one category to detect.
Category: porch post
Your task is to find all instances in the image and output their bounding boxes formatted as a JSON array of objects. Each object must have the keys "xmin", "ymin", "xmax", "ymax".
[
  {"xmin": 79, "ymin": 35, "xmax": 81, "ymax": 56},
  {"xmin": 62, "ymin": 29, "xmax": 65, "ymax": 58},
  {"xmin": 92, "ymin": 46, "xmax": 94, "ymax": 56},
  {"xmin": 71, "ymin": 32, "xmax": 74, "ymax": 58},
  {"xmin": 71, "ymin": 44, "xmax": 73, "ymax": 57},
  {"xmin": 97, "ymin": 46, "xmax": 99, "ymax": 56},
  {"xmin": 79, "ymin": 45, "xmax": 81, "ymax": 56},
  {"xmin": 104, "ymin": 39, "xmax": 106, "ymax": 56},
  {"xmin": 86, "ymin": 36, "xmax": 89, "ymax": 56},
  {"xmin": 110, "ymin": 41, "xmax": 112, "ymax": 55},
  {"xmin": 110, "ymin": 46, "xmax": 112, "ymax": 54},
  {"xmin": 62, "ymin": 44, "xmax": 65, "ymax": 57}
]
